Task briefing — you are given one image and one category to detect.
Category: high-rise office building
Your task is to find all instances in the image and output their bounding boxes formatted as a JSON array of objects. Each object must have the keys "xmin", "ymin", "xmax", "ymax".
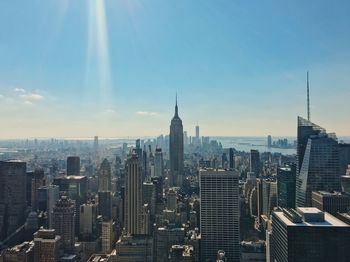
[
  {"xmin": 53, "ymin": 175, "xmax": 87, "ymax": 235},
  {"xmin": 296, "ymin": 117, "xmax": 340, "ymax": 207},
  {"xmin": 37, "ymin": 185, "xmax": 60, "ymax": 228},
  {"xmin": 33, "ymin": 228, "xmax": 61, "ymax": 262},
  {"xmin": 169, "ymin": 97, "xmax": 184, "ymax": 187},
  {"xmin": 267, "ymin": 135, "xmax": 272, "ymax": 148},
  {"xmin": 262, "ymin": 179, "xmax": 277, "ymax": 217},
  {"xmin": 277, "ymin": 164, "xmax": 296, "ymax": 209},
  {"xmin": 99, "ymin": 159, "xmax": 111, "ymax": 192},
  {"xmin": 296, "ymin": 116, "xmax": 325, "ymax": 173},
  {"xmin": 269, "ymin": 207, "xmax": 350, "ymax": 262},
  {"xmin": 195, "ymin": 125, "xmax": 199, "ymax": 140},
  {"xmin": 67, "ymin": 156, "xmax": 80, "ymax": 176},
  {"xmin": 98, "ymin": 191, "xmax": 112, "ymax": 221},
  {"xmin": 142, "ymin": 145, "xmax": 149, "ymax": 178},
  {"xmin": 135, "ymin": 139, "xmax": 143, "ymax": 161},
  {"xmin": 155, "ymin": 227, "xmax": 185, "ymax": 262},
  {"xmin": 101, "ymin": 220, "xmax": 114, "ymax": 254},
  {"xmin": 31, "ymin": 169, "xmax": 45, "ymax": 210},
  {"xmin": 183, "ymin": 131, "xmax": 189, "ymax": 145},
  {"xmin": 154, "ymin": 148, "xmax": 164, "ymax": 177},
  {"xmin": 53, "ymin": 196, "xmax": 75, "ymax": 253},
  {"xmin": 200, "ymin": 169, "xmax": 240, "ymax": 262},
  {"xmin": 311, "ymin": 191, "xmax": 350, "ymax": 215},
  {"xmin": 250, "ymin": 150, "xmax": 260, "ymax": 177},
  {"xmin": 229, "ymin": 148, "xmax": 235, "ymax": 170},
  {"xmin": 125, "ymin": 153, "xmax": 143, "ymax": 235},
  {"xmin": 142, "ymin": 182, "xmax": 156, "ymax": 217},
  {"xmin": 0, "ymin": 160, "xmax": 27, "ymax": 241},
  {"xmin": 339, "ymin": 143, "xmax": 350, "ymax": 176},
  {"xmin": 80, "ymin": 202, "xmax": 98, "ymax": 240}
]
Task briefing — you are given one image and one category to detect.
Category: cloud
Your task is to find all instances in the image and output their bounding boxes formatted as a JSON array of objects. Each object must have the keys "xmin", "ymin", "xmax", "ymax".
[
  {"xmin": 24, "ymin": 101, "xmax": 33, "ymax": 105},
  {"xmin": 136, "ymin": 111, "xmax": 159, "ymax": 116},
  {"xmin": 104, "ymin": 109, "xmax": 116, "ymax": 114},
  {"xmin": 14, "ymin": 88, "xmax": 26, "ymax": 93},
  {"xmin": 20, "ymin": 93, "xmax": 45, "ymax": 101},
  {"xmin": 0, "ymin": 94, "xmax": 3, "ymax": 98}
]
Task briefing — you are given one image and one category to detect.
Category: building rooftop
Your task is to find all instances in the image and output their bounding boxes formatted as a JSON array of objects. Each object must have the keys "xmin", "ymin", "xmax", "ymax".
[
  {"xmin": 313, "ymin": 191, "xmax": 349, "ymax": 197},
  {"xmin": 275, "ymin": 207, "xmax": 349, "ymax": 227}
]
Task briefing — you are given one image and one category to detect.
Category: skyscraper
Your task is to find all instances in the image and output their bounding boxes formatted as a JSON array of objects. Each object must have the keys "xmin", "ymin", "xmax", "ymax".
[
  {"xmin": 98, "ymin": 159, "xmax": 111, "ymax": 192},
  {"xmin": 169, "ymin": 97, "xmax": 184, "ymax": 187},
  {"xmin": 98, "ymin": 191, "xmax": 112, "ymax": 221},
  {"xmin": 101, "ymin": 220, "xmax": 114, "ymax": 253},
  {"xmin": 125, "ymin": 153, "xmax": 143, "ymax": 235},
  {"xmin": 195, "ymin": 125, "xmax": 199, "ymax": 140},
  {"xmin": 277, "ymin": 164, "xmax": 296, "ymax": 209},
  {"xmin": 37, "ymin": 185, "xmax": 59, "ymax": 228},
  {"xmin": 33, "ymin": 228, "xmax": 61, "ymax": 262},
  {"xmin": 53, "ymin": 175, "xmax": 87, "ymax": 235},
  {"xmin": 0, "ymin": 160, "xmax": 27, "ymax": 241},
  {"xmin": 31, "ymin": 168, "xmax": 45, "ymax": 210},
  {"xmin": 53, "ymin": 196, "xmax": 75, "ymax": 253},
  {"xmin": 229, "ymin": 148, "xmax": 235, "ymax": 170},
  {"xmin": 296, "ymin": 117, "xmax": 340, "ymax": 207},
  {"xmin": 93, "ymin": 136, "xmax": 99, "ymax": 154},
  {"xmin": 154, "ymin": 147, "xmax": 164, "ymax": 177},
  {"xmin": 79, "ymin": 202, "xmax": 98, "ymax": 240},
  {"xmin": 269, "ymin": 207, "xmax": 350, "ymax": 262},
  {"xmin": 267, "ymin": 135, "xmax": 272, "ymax": 148},
  {"xmin": 296, "ymin": 116, "xmax": 325, "ymax": 173},
  {"xmin": 250, "ymin": 150, "xmax": 260, "ymax": 177},
  {"xmin": 339, "ymin": 143, "xmax": 350, "ymax": 176},
  {"xmin": 67, "ymin": 156, "xmax": 80, "ymax": 176},
  {"xmin": 262, "ymin": 179, "xmax": 277, "ymax": 217},
  {"xmin": 311, "ymin": 191, "xmax": 350, "ymax": 215},
  {"xmin": 200, "ymin": 169, "xmax": 240, "ymax": 262}
]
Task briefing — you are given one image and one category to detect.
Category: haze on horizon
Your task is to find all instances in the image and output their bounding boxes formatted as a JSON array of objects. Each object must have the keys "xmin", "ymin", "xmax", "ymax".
[{"xmin": 0, "ymin": 0, "xmax": 349, "ymax": 139}]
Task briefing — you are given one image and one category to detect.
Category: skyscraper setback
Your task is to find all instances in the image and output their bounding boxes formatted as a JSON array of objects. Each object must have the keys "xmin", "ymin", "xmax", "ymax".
[{"xmin": 169, "ymin": 97, "xmax": 184, "ymax": 187}]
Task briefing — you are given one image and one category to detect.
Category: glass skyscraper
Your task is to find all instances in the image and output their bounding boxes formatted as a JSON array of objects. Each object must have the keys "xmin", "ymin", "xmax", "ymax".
[{"xmin": 296, "ymin": 117, "xmax": 340, "ymax": 207}]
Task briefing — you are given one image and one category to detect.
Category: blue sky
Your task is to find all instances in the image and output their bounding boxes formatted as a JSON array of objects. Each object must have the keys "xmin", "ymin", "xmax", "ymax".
[{"xmin": 0, "ymin": 0, "xmax": 349, "ymax": 138}]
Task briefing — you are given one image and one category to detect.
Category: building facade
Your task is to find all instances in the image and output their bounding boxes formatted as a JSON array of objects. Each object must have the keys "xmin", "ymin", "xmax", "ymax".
[
  {"xmin": 125, "ymin": 153, "xmax": 143, "ymax": 235},
  {"xmin": 0, "ymin": 160, "xmax": 27, "ymax": 241},
  {"xmin": 269, "ymin": 207, "xmax": 350, "ymax": 262},
  {"xmin": 200, "ymin": 169, "xmax": 240, "ymax": 262}
]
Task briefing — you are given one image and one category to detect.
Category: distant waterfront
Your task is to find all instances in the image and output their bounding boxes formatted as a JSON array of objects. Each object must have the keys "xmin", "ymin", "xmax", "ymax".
[
  {"xmin": 214, "ymin": 137, "xmax": 297, "ymax": 155},
  {"xmin": 1, "ymin": 136, "xmax": 350, "ymax": 156}
]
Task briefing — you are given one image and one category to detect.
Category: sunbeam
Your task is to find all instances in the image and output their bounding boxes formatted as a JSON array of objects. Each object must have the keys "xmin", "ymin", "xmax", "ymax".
[{"xmin": 86, "ymin": 0, "xmax": 113, "ymax": 113}]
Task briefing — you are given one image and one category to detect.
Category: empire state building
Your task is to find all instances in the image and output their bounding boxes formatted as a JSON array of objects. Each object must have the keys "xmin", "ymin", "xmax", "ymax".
[{"xmin": 169, "ymin": 97, "xmax": 184, "ymax": 187}]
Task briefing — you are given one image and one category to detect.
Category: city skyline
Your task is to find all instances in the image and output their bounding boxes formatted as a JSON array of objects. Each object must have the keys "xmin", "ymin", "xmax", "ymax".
[{"xmin": 1, "ymin": 1, "xmax": 350, "ymax": 138}]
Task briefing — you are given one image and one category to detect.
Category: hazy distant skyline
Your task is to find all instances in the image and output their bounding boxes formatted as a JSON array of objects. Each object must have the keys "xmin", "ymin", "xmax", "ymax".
[{"xmin": 1, "ymin": 0, "xmax": 350, "ymax": 138}]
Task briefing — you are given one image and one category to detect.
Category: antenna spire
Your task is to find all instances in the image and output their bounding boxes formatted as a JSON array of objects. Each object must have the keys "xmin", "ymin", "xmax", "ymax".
[
  {"xmin": 175, "ymin": 93, "xmax": 178, "ymax": 117},
  {"xmin": 307, "ymin": 71, "xmax": 310, "ymax": 121}
]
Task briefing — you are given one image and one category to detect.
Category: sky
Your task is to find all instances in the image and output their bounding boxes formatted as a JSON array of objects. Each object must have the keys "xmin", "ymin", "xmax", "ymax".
[{"xmin": 0, "ymin": 0, "xmax": 349, "ymax": 139}]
